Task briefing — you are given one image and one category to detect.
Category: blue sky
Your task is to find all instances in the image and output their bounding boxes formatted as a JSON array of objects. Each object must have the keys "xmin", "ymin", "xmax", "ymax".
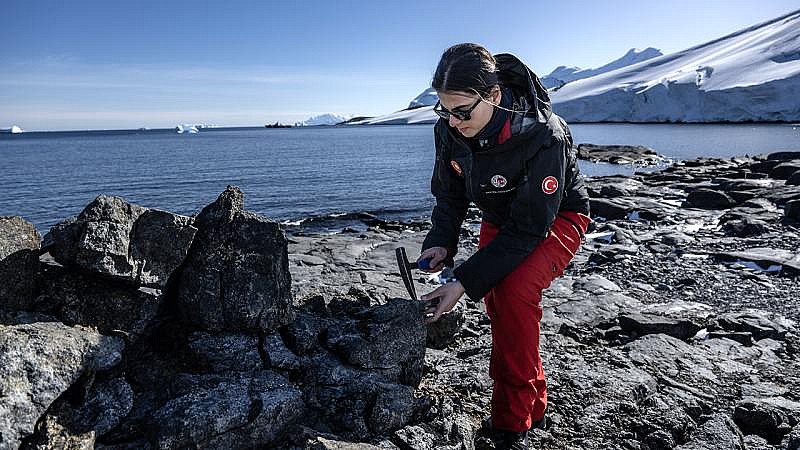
[{"xmin": 2, "ymin": 0, "xmax": 798, "ymax": 130}]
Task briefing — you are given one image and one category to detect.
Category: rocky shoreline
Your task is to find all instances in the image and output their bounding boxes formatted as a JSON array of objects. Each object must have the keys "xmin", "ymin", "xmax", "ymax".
[{"xmin": 1, "ymin": 150, "xmax": 799, "ymax": 449}]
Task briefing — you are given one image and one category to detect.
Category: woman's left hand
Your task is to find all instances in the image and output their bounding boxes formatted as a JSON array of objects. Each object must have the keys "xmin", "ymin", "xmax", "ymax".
[{"xmin": 421, "ymin": 281, "xmax": 465, "ymax": 324}]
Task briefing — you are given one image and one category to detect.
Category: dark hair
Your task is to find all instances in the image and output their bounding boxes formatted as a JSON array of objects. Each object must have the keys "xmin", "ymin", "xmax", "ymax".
[{"xmin": 432, "ymin": 43, "xmax": 499, "ymax": 97}]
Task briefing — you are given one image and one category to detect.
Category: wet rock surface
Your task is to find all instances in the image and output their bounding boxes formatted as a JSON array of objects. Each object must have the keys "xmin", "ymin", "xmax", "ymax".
[{"xmin": 1, "ymin": 151, "xmax": 799, "ymax": 449}]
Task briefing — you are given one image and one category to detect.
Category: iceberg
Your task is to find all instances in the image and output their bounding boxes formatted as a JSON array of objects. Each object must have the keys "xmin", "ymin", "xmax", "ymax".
[
  {"xmin": 295, "ymin": 113, "xmax": 351, "ymax": 126},
  {"xmin": 175, "ymin": 125, "xmax": 199, "ymax": 134},
  {"xmin": 1, "ymin": 125, "xmax": 23, "ymax": 134},
  {"xmin": 550, "ymin": 9, "xmax": 800, "ymax": 122}
]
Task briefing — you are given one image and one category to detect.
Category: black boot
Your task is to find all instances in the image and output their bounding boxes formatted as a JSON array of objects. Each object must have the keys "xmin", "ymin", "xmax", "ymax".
[{"xmin": 477, "ymin": 417, "xmax": 530, "ymax": 450}]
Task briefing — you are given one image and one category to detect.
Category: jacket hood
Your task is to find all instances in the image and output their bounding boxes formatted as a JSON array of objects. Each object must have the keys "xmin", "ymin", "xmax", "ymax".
[{"xmin": 495, "ymin": 53, "xmax": 553, "ymax": 126}]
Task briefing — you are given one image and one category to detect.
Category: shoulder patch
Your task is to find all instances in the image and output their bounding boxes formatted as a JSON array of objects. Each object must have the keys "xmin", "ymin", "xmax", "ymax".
[{"xmin": 542, "ymin": 176, "xmax": 558, "ymax": 194}]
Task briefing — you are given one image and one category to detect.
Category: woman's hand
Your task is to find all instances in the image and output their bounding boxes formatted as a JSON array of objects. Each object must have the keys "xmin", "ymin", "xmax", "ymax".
[
  {"xmin": 417, "ymin": 246, "xmax": 448, "ymax": 273},
  {"xmin": 421, "ymin": 281, "xmax": 465, "ymax": 324}
]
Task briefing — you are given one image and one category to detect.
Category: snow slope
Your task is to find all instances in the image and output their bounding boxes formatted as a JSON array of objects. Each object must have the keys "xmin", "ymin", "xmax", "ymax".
[
  {"xmin": 550, "ymin": 9, "xmax": 800, "ymax": 122},
  {"xmin": 408, "ymin": 88, "xmax": 439, "ymax": 109},
  {"xmin": 296, "ymin": 113, "xmax": 351, "ymax": 126},
  {"xmin": 541, "ymin": 47, "xmax": 663, "ymax": 89}
]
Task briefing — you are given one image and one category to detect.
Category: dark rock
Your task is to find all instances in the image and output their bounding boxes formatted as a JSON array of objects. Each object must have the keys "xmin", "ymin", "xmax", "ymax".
[
  {"xmin": 686, "ymin": 189, "xmax": 736, "ymax": 209},
  {"xmin": 0, "ymin": 216, "xmax": 41, "ymax": 310},
  {"xmin": 709, "ymin": 311, "xmax": 793, "ymax": 341},
  {"xmin": 676, "ymin": 414, "xmax": 744, "ymax": 450},
  {"xmin": 426, "ymin": 299, "xmax": 465, "ymax": 350},
  {"xmin": 577, "ymin": 144, "xmax": 664, "ymax": 165},
  {"xmin": 712, "ymin": 247, "xmax": 800, "ymax": 274},
  {"xmin": 766, "ymin": 151, "xmax": 800, "ymax": 161},
  {"xmin": 618, "ymin": 313, "xmax": 703, "ymax": 341},
  {"xmin": 707, "ymin": 331, "xmax": 754, "ymax": 346},
  {"xmin": 783, "ymin": 425, "xmax": 800, "ymax": 450},
  {"xmin": 186, "ymin": 331, "xmax": 263, "ymax": 372},
  {"xmin": 0, "ymin": 322, "xmax": 124, "ymax": 449},
  {"xmin": 304, "ymin": 437, "xmax": 386, "ymax": 449},
  {"xmin": 734, "ymin": 398, "xmax": 800, "ymax": 444},
  {"xmin": 721, "ymin": 218, "xmax": 769, "ymax": 237},
  {"xmin": 589, "ymin": 198, "xmax": 632, "ymax": 220},
  {"xmin": 262, "ymin": 333, "xmax": 301, "ymax": 371},
  {"xmin": 323, "ymin": 298, "xmax": 426, "ymax": 386},
  {"xmin": 176, "ymin": 186, "xmax": 294, "ymax": 333},
  {"xmin": 43, "ymin": 196, "xmax": 197, "ymax": 288},
  {"xmin": 786, "ymin": 200, "xmax": 800, "ymax": 222},
  {"xmin": 282, "ymin": 313, "xmax": 329, "ymax": 356},
  {"xmin": 769, "ymin": 161, "xmax": 800, "ymax": 180},
  {"xmin": 150, "ymin": 371, "xmax": 304, "ymax": 449}
]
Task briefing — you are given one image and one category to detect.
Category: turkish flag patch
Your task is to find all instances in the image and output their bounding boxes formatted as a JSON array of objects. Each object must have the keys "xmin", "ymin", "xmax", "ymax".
[{"xmin": 541, "ymin": 176, "xmax": 558, "ymax": 194}]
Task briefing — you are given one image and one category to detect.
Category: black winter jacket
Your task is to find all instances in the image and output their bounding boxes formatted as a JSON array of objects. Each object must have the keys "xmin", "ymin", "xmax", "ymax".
[{"xmin": 421, "ymin": 53, "xmax": 590, "ymax": 301}]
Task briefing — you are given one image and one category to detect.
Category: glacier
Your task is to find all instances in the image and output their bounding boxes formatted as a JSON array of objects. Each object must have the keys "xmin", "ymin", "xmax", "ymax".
[
  {"xmin": 550, "ymin": 9, "xmax": 800, "ymax": 122},
  {"xmin": 540, "ymin": 47, "xmax": 663, "ymax": 89}
]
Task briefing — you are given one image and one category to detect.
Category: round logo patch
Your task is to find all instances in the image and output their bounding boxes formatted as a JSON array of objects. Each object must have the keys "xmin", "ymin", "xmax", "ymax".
[
  {"xmin": 450, "ymin": 160, "xmax": 463, "ymax": 176},
  {"xmin": 541, "ymin": 176, "xmax": 558, "ymax": 194},
  {"xmin": 490, "ymin": 175, "xmax": 507, "ymax": 188}
]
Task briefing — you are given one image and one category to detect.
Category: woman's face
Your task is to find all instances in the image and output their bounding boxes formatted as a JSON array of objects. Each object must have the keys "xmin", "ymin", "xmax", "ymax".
[{"xmin": 437, "ymin": 89, "xmax": 500, "ymax": 138}]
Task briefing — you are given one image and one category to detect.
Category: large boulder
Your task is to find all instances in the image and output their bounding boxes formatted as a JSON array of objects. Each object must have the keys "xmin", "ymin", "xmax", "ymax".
[
  {"xmin": 769, "ymin": 161, "xmax": 800, "ymax": 180},
  {"xmin": 43, "ymin": 195, "xmax": 197, "ymax": 288},
  {"xmin": 25, "ymin": 263, "xmax": 164, "ymax": 343},
  {"xmin": 175, "ymin": 186, "xmax": 293, "ymax": 332},
  {"xmin": 0, "ymin": 322, "xmax": 124, "ymax": 449},
  {"xmin": 149, "ymin": 371, "xmax": 304, "ymax": 449},
  {"xmin": 0, "ymin": 216, "xmax": 41, "ymax": 309},
  {"xmin": 685, "ymin": 188, "xmax": 736, "ymax": 209}
]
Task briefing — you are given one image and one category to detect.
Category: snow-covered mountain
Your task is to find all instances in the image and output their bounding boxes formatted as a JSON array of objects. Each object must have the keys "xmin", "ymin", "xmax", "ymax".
[
  {"xmin": 541, "ymin": 47, "xmax": 663, "ymax": 89},
  {"xmin": 550, "ymin": 9, "xmax": 800, "ymax": 122},
  {"xmin": 296, "ymin": 113, "xmax": 351, "ymax": 126},
  {"xmin": 408, "ymin": 88, "xmax": 439, "ymax": 109}
]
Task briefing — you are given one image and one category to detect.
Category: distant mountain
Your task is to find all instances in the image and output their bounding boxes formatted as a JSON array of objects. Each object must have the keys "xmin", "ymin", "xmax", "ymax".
[
  {"xmin": 407, "ymin": 88, "xmax": 439, "ymax": 109},
  {"xmin": 550, "ymin": 9, "xmax": 800, "ymax": 122},
  {"xmin": 296, "ymin": 113, "xmax": 351, "ymax": 126},
  {"xmin": 541, "ymin": 47, "xmax": 663, "ymax": 89}
]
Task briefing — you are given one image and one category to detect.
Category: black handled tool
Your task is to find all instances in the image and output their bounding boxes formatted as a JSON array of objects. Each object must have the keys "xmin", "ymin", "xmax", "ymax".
[{"xmin": 395, "ymin": 247, "xmax": 432, "ymax": 301}]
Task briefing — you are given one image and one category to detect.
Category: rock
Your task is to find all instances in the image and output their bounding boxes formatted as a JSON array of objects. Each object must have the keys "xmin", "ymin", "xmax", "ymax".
[
  {"xmin": 0, "ymin": 322, "xmax": 124, "ymax": 449},
  {"xmin": 686, "ymin": 188, "xmax": 736, "ymax": 209},
  {"xmin": 734, "ymin": 397, "xmax": 800, "ymax": 444},
  {"xmin": 43, "ymin": 195, "xmax": 197, "ymax": 288},
  {"xmin": 0, "ymin": 216, "xmax": 41, "ymax": 309},
  {"xmin": 617, "ymin": 313, "xmax": 703, "ymax": 341},
  {"xmin": 787, "ymin": 199, "xmax": 800, "ymax": 222},
  {"xmin": 426, "ymin": 299, "xmax": 465, "ymax": 350},
  {"xmin": 766, "ymin": 151, "xmax": 800, "ymax": 161},
  {"xmin": 577, "ymin": 144, "xmax": 664, "ymax": 165},
  {"xmin": 787, "ymin": 170, "xmax": 800, "ymax": 186},
  {"xmin": 323, "ymin": 298, "xmax": 426, "ymax": 386},
  {"xmin": 709, "ymin": 311, "xmax": 793, "ymax": 341},
  {"xmin": 28, "ymin": 263, "xmax": 164, "ymax": 342},
  {"xmin": 150, "ymin": 371, "xmax": 304, "ymax": 449},
  {"xmin": 304, "ymin": 437, "xmax": 385, "ymax": 449},
  {"xmin": 176, "ymin": 186, "xmax": 294, "ymax": 333},
  {"xmin": 282, "ymin": 313, "xmax": 329, "ymax": 356},
  {"xmin": 186, "ymin": 331, "xmax": 263, "ymax": 372},
  {"xmin": 769, "ymin": 161, "xmax": 800, "ymax": 180},
  {"xmin": 783, "ymin": 425, "xmax": 800, "ymax": 450},
  {"xmin": 676, "ymin": 414, "xmax": 744, "ymax": 450},
  {"xmin": 721, "ymin": 217, "xmax": 770, "ymax": 237},
  {"xmin": 262, "ymin": 333, "xmax": 301, "ymax": 371},
  {"xmin": 589, "ymin": 198, "xmax": 632, "ymax": 220}
]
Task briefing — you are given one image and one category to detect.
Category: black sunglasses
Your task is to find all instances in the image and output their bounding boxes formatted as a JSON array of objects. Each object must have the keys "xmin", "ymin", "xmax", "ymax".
[{"xmin": 433, "ymin": 97, "xmax": 482, "ymax": 121}]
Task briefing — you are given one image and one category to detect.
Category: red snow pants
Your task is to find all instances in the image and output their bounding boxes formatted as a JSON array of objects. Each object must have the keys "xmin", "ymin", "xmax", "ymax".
[{"xmin": 479, "ymin": 210, "xmax": 591, "ymax": 432}]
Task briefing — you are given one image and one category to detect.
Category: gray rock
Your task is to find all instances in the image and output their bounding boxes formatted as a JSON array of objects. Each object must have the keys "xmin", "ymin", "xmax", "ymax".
[
  {"xmin": 186, "ymin": 331, "xmax": 263, "ymax": 372},
  {"xmin": 766, "ymin": 151, "xmax": 800, "ymax": 161},
  {"xmin": 577, "ymin": 144, "xmax": 664, "ymax": 165},
  {"xmin": 176, "ymin": 186, "xmax": 294, "ymax": 333},
  {"xmin": 712, "ymin": 247, "xmax": 800, "ymax": 273},
  {"xmin": 150, "ymin": 371, "xmax": 304, "ymax": 449},
  {"xmin": 710, "ymin": 311, "xmax": 793, "ymax": 341},
  {"xmin": 426, "ymin": 299, "xmax": 465, "ymax": 350},
  {"xmin": 786, "ymin": 170, "xmax": 800, "ymax": 186},
  {"xmin": 262, "ymin": 333, "xmax": 301, "ymax": 371},
  {"xmin": 589, "ymin": 198, "xmax": 632, "ymax": 220},
  {"xmin": 676, "ymin": 414, "xmax": 744, "ymax": 450},
  {"xmin": 686, "ymin": 188, "xmax": 736, "ymax": 209},
  {"xmin": 783, "ymin": 425, "xmax": 800, "ymax": 450},
  {"xmin": 0, "ymin": 322, "xmax": 124, "ymax": 449},
  {"xmin": 43, "ymin": 195, "xmax": 197, "ymax": 288},
  {"xmin": 304, "ymin": 437, "xmax": 385, "ymax": 449},
  {"xmin": 0, "ymin": 216, "xmax": 41, "ymax": 310}
]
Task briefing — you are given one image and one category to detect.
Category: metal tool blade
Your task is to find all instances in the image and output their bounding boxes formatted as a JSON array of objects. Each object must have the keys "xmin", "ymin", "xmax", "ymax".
[{"xmin": 395, "ymin": 247, "xmax": 418, "ymax": 300}]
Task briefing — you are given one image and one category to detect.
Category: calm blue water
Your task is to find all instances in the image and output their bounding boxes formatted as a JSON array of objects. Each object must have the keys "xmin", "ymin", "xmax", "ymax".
[{"xmin": 1, "ymin": 123, "xmax": 798, "ymax": 234}]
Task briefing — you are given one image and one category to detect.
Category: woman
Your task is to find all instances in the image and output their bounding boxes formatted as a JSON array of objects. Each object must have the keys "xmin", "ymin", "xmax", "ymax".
[{"xmin": 418, "ymin": 43, "xmax": 591, "ymax": 449}]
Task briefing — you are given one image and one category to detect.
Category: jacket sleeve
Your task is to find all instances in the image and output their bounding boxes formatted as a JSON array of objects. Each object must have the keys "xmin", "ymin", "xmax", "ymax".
[
  {"xmin": 421, "ymin": 123, "xmax": 469, "ymax": 258},
  {"xmin": 453, "ymin": 132, "xmax": 568, "ymax": 300}
]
